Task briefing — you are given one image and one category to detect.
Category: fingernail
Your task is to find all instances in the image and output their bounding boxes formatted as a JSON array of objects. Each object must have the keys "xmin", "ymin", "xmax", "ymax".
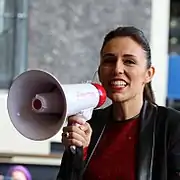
[{"xmin": 79, "ymin": 126, "xmax": 84, "ymax": 130}]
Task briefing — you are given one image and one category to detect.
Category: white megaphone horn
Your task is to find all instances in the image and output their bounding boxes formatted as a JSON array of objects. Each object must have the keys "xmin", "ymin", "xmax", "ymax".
[{"xmin": 7, "ymin": 69, "xmax": 106, "ymax": 141}]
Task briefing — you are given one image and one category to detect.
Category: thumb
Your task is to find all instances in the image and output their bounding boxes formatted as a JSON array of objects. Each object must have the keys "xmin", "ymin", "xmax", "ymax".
[
  {"xmin": 80, "ymin": 122, "xmax": 92, "ymax": 134},
  {"xmin": 68, "ymin": 115, "xmax": 86, "ymax": 126}
]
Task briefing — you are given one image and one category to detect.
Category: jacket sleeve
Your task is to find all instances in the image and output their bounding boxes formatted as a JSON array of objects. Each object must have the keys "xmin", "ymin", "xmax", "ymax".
[
  {"xmin": 168, "ymin": 138, "xmax": 180, "ymax": 179},
  {"xmin": 56, "ymin": 108, "xmax": 104, "ymax": 180},
  {"xmin": 56, "ymin": 147, "xmax": 84, "ymax": 180},
  {"xmin": 168, "ymin": 109, "xmax": 180, "ymax": 179},
  {"xmin": 56, "ymin": 150, "xmax": 70, "ymax": 180}
]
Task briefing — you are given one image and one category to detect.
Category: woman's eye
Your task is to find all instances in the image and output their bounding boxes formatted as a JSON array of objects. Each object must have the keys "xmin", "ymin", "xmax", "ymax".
[
  {"xmin": 103, "ymin": 57, "xmax": 116, "ymax": 64},
  {"xmin": 104, "ymin": 59, "xmax": 113, "ymax": 63},
  {"xmin": 124, "ymin": 59, "xmax": 135, "ymax": 64}
]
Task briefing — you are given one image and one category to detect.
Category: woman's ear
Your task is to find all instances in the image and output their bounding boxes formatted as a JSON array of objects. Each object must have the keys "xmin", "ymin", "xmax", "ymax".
[{"xmin": 145, "ymin": 66, "xmax": 155, "ymax": 83}]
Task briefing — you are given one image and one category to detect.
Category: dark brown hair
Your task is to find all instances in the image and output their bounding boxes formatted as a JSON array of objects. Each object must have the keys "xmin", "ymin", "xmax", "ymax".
[{"xmin": 100, "ymin": 26, "xmax": 155, "ymax": 103}]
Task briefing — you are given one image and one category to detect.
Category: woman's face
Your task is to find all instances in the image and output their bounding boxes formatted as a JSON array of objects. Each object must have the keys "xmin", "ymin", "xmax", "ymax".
[
  {"xmin": 11, "ymin": 171, "xmax": 27, "ymax": 180},
  {"xmin": 99, "ymin": 37, "xmax": 154, "ymax": 103}
]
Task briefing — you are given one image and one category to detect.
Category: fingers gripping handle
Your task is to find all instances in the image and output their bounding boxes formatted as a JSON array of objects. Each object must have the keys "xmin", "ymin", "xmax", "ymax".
[{"xmin": 69, "ymin": 108, "xmax": 93, "ymax": 154}]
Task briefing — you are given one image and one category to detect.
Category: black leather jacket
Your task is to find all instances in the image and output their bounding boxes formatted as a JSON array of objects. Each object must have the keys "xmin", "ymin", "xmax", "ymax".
[{"xmin": 56, "ymin": 101, "xmax": 180, "ymax": 180}]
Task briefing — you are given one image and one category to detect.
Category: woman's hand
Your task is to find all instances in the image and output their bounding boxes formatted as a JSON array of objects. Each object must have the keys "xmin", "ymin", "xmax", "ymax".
[{"xmin": 62, "ymin": 115, "xmax": 92, "ymax": 149}]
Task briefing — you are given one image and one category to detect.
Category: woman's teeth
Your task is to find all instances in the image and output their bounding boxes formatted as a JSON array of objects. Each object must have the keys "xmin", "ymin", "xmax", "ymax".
[{"xmin": 111, "ymin": 80, "xmax": 127, "ymax": 87}]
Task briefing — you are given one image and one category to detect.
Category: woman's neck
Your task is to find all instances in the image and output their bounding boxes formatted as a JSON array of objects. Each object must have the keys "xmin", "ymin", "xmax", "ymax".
[{"xmin": 112, "ymin": 95, "xmax": 144, "ymax": 121}]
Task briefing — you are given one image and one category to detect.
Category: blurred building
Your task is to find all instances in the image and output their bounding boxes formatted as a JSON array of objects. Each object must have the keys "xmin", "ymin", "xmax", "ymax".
[
  {"xmin": 0, "ymin": 0, "xmax": 177, "ymax": 179},
  {"xmin": 167, "ymin": 0, "xmax": 180, "ymax": 110},
  {"xmin": 0, "ymin": 0, "xmax": 153, "ymax": 153}
]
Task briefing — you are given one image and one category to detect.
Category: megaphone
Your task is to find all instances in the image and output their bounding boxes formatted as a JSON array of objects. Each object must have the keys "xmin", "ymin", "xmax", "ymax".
[{"xmin": 7, "ymin": 70, "xmax": 106, "ymax": 141}]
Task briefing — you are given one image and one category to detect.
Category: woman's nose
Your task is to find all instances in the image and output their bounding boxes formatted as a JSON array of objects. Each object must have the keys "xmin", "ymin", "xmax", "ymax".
[{"xmin": 114, "ymin": 60, "xmax": 124, "ymax": 74}]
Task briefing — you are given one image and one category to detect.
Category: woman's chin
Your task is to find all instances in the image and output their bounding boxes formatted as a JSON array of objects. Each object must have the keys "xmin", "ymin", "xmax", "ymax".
[{"xmin": 109, "ymin": 93, "xmax": 127, "ymax": 103}]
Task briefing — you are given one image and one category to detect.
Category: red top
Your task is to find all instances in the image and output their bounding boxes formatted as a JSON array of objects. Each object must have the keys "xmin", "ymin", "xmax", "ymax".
[{"xmin": 83, "ymin": 118, "xmax": 139, "ymax": 180}]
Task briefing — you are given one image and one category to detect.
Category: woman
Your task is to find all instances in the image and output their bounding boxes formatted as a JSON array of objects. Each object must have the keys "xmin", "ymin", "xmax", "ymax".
[
  {"xmin": 57, "ymin": 26, "xmax": 180, "ymax": 180},
  {"xmin": 7, "ymin": 165, "xmax": 32, "ymax": 180}
]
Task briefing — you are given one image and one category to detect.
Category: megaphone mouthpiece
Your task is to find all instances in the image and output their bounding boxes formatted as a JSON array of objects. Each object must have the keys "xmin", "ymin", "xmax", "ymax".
[{"xmin": 32, "ymin": 92, "xmax": 63, "ymax": 114}]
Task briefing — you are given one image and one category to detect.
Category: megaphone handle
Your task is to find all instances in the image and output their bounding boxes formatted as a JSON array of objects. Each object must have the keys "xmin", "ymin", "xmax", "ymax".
[
  {"xmin": 70, "ymin": 145, "xmax": 76, "ymax": 154},
  {"xmin": 69, "ymin": 109, "xmax": 93, "ymax": 154},
  {"xmin": 69, "ymin": 122, "xmax": 80, "ymax": 154}
]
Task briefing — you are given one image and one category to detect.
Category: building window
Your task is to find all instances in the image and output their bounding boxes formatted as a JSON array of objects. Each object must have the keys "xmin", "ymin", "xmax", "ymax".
[
  {"xmin": 169, "ymin": 0, "xmax": 180, "ymax": 54},
  {"xmin": 0, "ymin": 0, "xmax": 28, "ymax": 89},
  {"xmin": 167, "ymin": 0, "xmax": 180, "ymax": 108}
]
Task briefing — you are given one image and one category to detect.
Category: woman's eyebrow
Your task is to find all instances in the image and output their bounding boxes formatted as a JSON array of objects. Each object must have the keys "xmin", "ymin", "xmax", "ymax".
[
  {"xmin": 102, "ymin": 53, "xmax": 116, "ymax": 58},
  {"xmin": 123, "ymin": 54, "xmax": 137, "ymax": 58}
]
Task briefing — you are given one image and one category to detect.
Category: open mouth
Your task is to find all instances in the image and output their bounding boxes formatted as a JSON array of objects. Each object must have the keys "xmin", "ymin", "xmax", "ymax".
[{"xmin": 109, "ymin": 79, "xmax": 128, "ymax": 90}]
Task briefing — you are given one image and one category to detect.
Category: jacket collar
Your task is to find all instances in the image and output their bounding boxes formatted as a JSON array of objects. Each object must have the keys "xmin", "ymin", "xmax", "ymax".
[
  {"xmin": 84, "ymin": 101, "xmax": 158, "ymax": 180},
  {"xmin": 136, "ymin": 101, "xmax": 158, "ymax": 180}
]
